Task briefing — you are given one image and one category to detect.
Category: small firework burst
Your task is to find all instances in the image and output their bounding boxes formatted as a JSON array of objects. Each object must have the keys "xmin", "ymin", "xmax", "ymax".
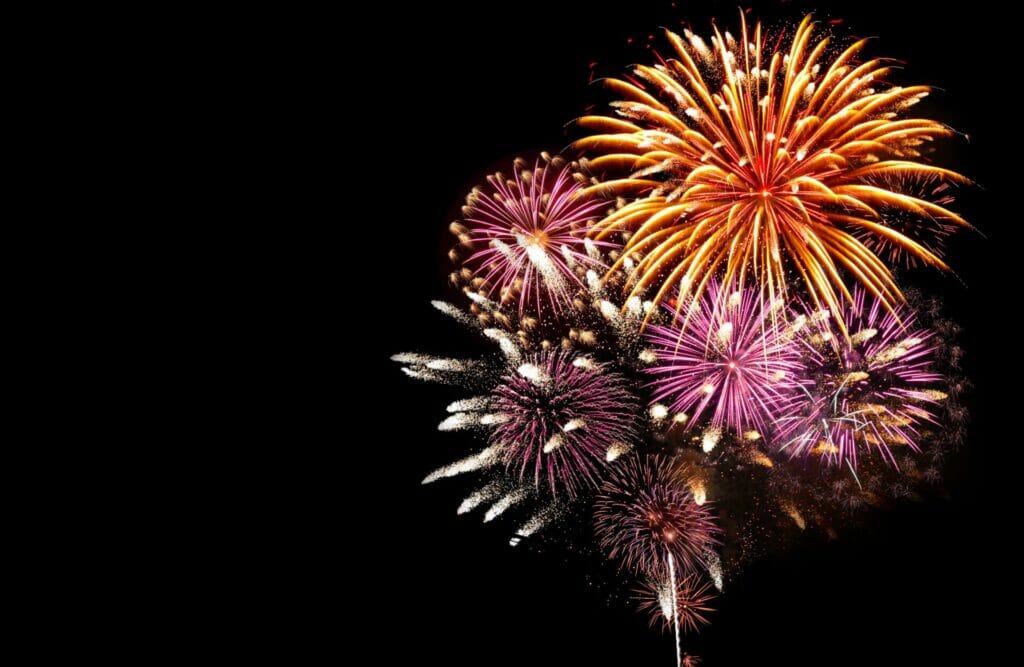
[
  {"xmin": 644, "ymin": 281, "xmax": 804, "ymax": 436},
  {"xmin": 450, "ymin": 154, "xmax": 613, "ymax": 318},
  {"xmin": 594, "ymin": 455, "xmax": 720, "ymax": 574},
  {"xmin": 634, "ymin": 572, "xmax": 716, "ymax": 634},
  {"xmin": 574, "ymin": 14, "xmax": 970, "ymax": 331},
  {"xmin": 491, "ymin": 350, "xmax": 640, "ymax": 496},
  {"xmin": 775, "ymin": 288, "xmax": 943, "ymax": 467}
]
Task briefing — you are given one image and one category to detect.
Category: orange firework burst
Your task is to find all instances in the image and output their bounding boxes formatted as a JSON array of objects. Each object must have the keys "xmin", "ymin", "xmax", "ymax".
[{"xmin": 574, "ymin": 15, "xmax": 971, "ymax": 334}]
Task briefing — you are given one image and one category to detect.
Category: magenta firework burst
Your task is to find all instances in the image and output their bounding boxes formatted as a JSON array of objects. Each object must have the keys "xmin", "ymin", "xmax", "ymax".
[
  {"xmin": 644, "ymin": 281, "xmax": 804, "ymax": 436},
  {"xmin": 449, "ymin": 155, "xmax": 610, "ymax": 317},
  {"xmin": 775, "ymin": 288, "xmax": 944, "ymax": 467},
  {"xmin": 490, "ymin": 350, "xmax": 639, "ymax": 496},
  {"xmin": 594, "ymin": 455, "xmax": 719, "ymax": 574},
  {"xmin": 634, "ymin": 572, "xmax": 716, "ymax": 634}
]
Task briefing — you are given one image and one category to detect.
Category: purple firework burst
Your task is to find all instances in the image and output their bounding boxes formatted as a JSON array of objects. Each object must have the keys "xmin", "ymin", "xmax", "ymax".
[
  {"xmin": 774, "ymin": 287, "xmax": 944, "ymax": 468},
  {"xmin": 594, "ymin": 455, "xmax": 720, "ymax": 575},
  {"xmin": 490, "ymin": 350, "xmax": 639, "ymax": 497},
  {"xmin": 644, "ymin": 281, "xmax": 804, "ymax": 437},
  {"xmin": 453, "ymin": 157, "xmax": 610, "ymax": 316}
]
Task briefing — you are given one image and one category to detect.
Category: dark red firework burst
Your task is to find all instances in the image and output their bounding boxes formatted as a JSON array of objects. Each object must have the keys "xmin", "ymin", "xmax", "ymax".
[{"xmin": 594, "ymin": 455, "xmax": 720, "ymax": 574}]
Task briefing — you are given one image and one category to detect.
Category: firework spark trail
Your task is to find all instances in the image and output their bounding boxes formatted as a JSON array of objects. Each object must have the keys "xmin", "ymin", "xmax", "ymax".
[
  {"xmin": 466, "ymin": 290, "xmax": 502, "ymax": 313},
  {"xmin": 431, "ymin": 300, "xmax": 477, "ymax": 327},
  {"xmin": 422, "ymin": 444, "xmax": 505, "ymax": 484},
  {"xmin": 447, "ymin": 397, "xmax": 490, "ymax": 412},
  {"xmin": 391, "ymin": 352, "xmax": 433, "ymax": 365},
  {"xmin": 575, "ymin": 14, "xmax": 971, "ymax": 333},
  {"xmin": 483, "ymin": 328, "xmax": 521, "ymax": 361},
  {"xmin": 606, "ymin": 441, "xmax": 633, "ymax": 461},
  {"xmin": 437, "ymin": 412, "xmax": 477, "ymax": 431},
  {"xmin": 669, "ymin": 553, "xmax": 682, "ymax": 667},
  {"xmin": 510, "ymin": 504, "xmax": 561, "ymax": 546},
  {"xmin": 706, "ymin": 551, "xmax": 724, "ymax": 592},
  {"xmin": 458, "ymin": 481, "xmax": 504, "ymax": 515},
  {"xmin": 484, "ymin": 489, "xmax": 526, "ymax": 522},
  {"xmin": 399, "ymin": 367, "xmax": 443, "ymax": 382}
]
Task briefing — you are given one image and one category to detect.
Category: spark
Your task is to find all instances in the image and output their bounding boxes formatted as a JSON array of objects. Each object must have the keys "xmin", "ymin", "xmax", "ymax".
[
  {"xmin": 438, "ymin": 413, "xmax": 477, "ymax": 431},
  {"xmin": 562, "ymin": 418, "xmax": 586, "ymax": 432},
  {"xmin": 431, "ymin": 300, "xmax": 476, "ymax": 326},
  {"xmin": 701, "ymin": 427, "xmax": 722, "ymax": 453},
  {"xmin": 447, "ymin": 397, "xmax": 490, "ymax": 413},
  {"xmin": 484, "ymin": 490, "xmax": 526, "ymax": 522},
  {"xmin": 458, "ymin": 481, "xmax": 503, "ymax": 515},
  {"xmin": 422, "ymin": 444, "xmax": 505, "ymax": 484},
  {"xmin": 606, "ymin": 442, "xmax": 633, "ymax": 461},
  {"xmin": 517, "ymin": 362, "xmax": 549, "ymax": 385}
]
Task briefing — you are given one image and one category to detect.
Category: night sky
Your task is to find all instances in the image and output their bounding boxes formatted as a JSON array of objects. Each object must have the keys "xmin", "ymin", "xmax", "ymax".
[{"xmin": 366, "ymin": 2, "xmax": 996, "ymax": 664}]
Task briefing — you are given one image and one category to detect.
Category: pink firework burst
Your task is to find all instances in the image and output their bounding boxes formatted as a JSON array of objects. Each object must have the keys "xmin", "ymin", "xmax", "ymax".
[
  {"xmin": 644, "ymin": 281, "xmax": 804, "ymax": 436},
  {"xmin": 774, "ymin": 287, "xmax": 944, "ymax": 468},
  {"xmin": 490, "ymin": 350, "xmax": 639, "ymax": 497},
  {"xmin": 634, "ymin": 572, "xmax": 716, "ymax": 634},
  {"xmin": 452, "ymin": 156, "xmax": 611, "ymax": 316},
  {"xmin": 594, "ymin": 455, "xmax": 720, "ymax": 575}
]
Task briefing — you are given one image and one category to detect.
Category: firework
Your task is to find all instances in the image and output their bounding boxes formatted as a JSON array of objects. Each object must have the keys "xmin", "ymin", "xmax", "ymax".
[
  {"xmin": 394, "ymin": 14, "xmax": 973, "ymax": 660},
  {"xmin": 574, "ymin": 15, "xmax": 970, "ymax": 332},
  {"xmin": 774, "ymin": 287, "xmax": 943, "ymax": 467},
  {"xmin": 644, "ymin": 281, "xmax": 804, "ymax": 436},
  {"xmin": 634, "ymin": 572, "xmax": 716, "ymax": 634},
  {"xmin": 594, "ymin": 455, "xmax": 720, "ymax": 574},
  {"xmin": 450, "ymin": 154, "xmax": 611, "ymax": 318},
  {"xmin": 492, "ymin": 350, "xmax": 640, "ymax": 496}
]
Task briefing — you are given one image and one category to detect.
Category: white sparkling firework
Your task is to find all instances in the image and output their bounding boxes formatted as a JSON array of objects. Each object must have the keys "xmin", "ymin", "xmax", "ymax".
[
  {"xmin": 422, "ymin": 444, "xmax": 505, "ymax": 484},
  {"xmin": 438, "ymin": 412, "xmax": 477, "ymax": 432},
  {"xmin": 466, "ymin": 290, "xmax": 500, "ymax": 311},
  {"xmin": 447, "ymin": 397, "xmax": 490, "ymax": 413},
  {"xmin": 669, "ymin": 553, "xmax": 682, "ymax": 667},
  {"xmin": 701, "ymin": 427, "xmax": 723, "ymax": 453},
  {"xmin": 458, "ymin": 481, "xmax": 504, "ymax": 515},
  {"xmin": 517, "ymin": 362, "xmax": 548, "ymax": 385},
  {"xmin": 484, "ymin": 490, "xmax": 526, "ymax": 523},
  {"xmin": 543, "ymin": 433, "xmax": 564, "ymax": 453},
  {"xmin": 519, "ymin": 234, "xmax": 572, "ymax": 300},
  {"xmin": 562, "ymin": 418, "xmax": 585, "ymax": 432},
  {"xmin": 572, "ymin": 356, "xmax": 597, "ymax": 370},
  {"xmin": 600, "ymin": 300, "xmax": 620, "ymax": 321},
  {"xmin": 706, "ymin": 551, "xmax": 724, "ymax": 592},
  {"xmin": 606, "ymin": 441, "xmax": 633, "ymax": 462},
  {"xmin": 431, "ymin": 300, "xmax": 476, "ymax": 326},
  {"xmin": 426, "ymin": 358, "xmax": 477, "ymax": 372},
  {"xmin": 483, "ymin": 328, "xmax": 521, "ymax": 360},
  {"xmin": 478, "ymin": 413, "xmax": 510, "ymax": 425},
  {"xmin": 510, "ymin": 505, "xmax": 561, "ymax": 546},
  {"xmin": 399, "ymin": 367, "xmax": 443, "ymax": 382}
]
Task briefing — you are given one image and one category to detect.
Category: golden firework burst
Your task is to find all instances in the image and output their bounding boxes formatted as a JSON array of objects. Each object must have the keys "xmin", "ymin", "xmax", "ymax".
[{"xmin": 574, "ymin": 15, "xmax": 971, "ymax": 334}]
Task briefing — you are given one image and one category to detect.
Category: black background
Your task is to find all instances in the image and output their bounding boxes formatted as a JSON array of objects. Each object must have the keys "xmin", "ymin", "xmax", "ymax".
[{"xmin": 363, "ymin": 1, "xmax": 1000, "ymax": 664}]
